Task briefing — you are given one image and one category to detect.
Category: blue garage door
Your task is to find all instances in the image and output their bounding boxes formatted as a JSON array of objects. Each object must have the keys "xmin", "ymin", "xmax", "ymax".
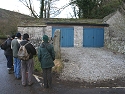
[
  {"xmin": 83, "ymin": 28, "xmax": 104, "ymax": 47},
  {"xmin": 52, "ymin": 27, "xmax": 74, "ymax": 47}
]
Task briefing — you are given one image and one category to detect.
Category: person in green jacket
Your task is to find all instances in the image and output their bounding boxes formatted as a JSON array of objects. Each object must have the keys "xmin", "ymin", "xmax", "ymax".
[{"xmin": 38, "ymin": 35, "xmax": 55, "ymax": 89}]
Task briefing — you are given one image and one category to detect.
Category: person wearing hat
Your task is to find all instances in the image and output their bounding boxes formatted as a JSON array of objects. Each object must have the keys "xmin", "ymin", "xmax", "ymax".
[
  {"xmin": 11, "ymin": 32, "xmax": 22, "ymax": 79},
  {"xmin": 38, "ymin": 35, "xmax": 55, "ymax": 89},
  {"xmin": 20, "ymin": 33, "xmax": 36, "ymax": 86}
]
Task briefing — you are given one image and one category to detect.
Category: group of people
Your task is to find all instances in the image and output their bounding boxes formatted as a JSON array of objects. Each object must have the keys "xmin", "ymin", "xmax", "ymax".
[{"xmin": 1, "ymin": 32, "xmax": 55, "ymax": 88}]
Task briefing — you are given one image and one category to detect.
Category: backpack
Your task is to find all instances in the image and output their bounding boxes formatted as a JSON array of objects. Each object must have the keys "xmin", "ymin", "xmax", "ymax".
[
  {"xmin": 1, "ymin": 40, "xmax": 7, "ymax": 50},
  {"xmin": 17, "ymin": 42, "xmax": 30, "ymax": 61}
]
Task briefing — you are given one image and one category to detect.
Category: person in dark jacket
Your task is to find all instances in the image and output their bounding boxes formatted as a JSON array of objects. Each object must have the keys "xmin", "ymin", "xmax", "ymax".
[
  {"xmin": 20, "ymin": 33, "xmax": 36, "ymax": 86},
  {"xmin": 2, "ymin": 35, "xmax": 14, "ymax": 74},
  {"xmin": 38, "ymin": 35, "xmax": 55, "ymax": 89}
]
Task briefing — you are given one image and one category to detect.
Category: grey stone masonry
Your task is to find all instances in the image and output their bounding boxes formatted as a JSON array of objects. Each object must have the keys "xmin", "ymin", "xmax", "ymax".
[
  {"xmin": 18, "ymin": 26, "xmax": 53, "ymax": 48},
  {"xmin": 104, "ymin": 11, "xmax": 125, "ymax": 54},
  {"xmin": 74, "ymin": 26, "xmax": 83, "ymax": 47}
]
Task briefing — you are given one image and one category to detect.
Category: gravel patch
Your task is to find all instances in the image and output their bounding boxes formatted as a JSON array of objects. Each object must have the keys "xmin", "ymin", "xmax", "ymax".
[{"xmin": 60, "ymin": 47, "xmax": 125, "ymax": 82}]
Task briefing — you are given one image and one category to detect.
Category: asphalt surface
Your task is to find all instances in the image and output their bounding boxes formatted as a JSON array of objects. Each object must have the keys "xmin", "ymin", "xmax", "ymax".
[{"xmin": 1, "ymin": 48, "xmax": 125, "ymax": 94}]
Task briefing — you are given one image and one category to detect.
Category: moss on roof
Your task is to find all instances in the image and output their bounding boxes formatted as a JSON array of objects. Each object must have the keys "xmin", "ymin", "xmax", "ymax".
[{"xmin": 18, "ymin": 18, "xmax": 105, "ymax": 27}]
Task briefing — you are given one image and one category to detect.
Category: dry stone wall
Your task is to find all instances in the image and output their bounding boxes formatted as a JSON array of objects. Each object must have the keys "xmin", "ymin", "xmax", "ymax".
[{"xmin": 104, "ymin": 11, "xmax": 125, "ymax": 54}]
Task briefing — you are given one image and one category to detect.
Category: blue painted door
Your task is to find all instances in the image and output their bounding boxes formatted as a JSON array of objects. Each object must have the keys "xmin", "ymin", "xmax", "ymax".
[
  {"xmin": 83, "ymin": 28, "xmax": 104, "ymax": 47},
  {"xmin": 52, "ymin": 27, "xmax": 74, "ymax": 47}
]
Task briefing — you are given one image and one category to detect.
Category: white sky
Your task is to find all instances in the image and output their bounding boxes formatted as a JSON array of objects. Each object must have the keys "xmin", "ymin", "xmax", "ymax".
[{"xmin": 0, "ymin": 0, "xmax": 74, "ymax": 18}]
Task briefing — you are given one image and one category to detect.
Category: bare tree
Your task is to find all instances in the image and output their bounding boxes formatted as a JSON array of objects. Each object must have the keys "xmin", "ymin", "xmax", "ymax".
[
  {"xmin": 19, "ymin": 0, "xmax": 72, "ymax": 18},
  {"xmin": 40, "ymin": 0, "xmax": 44, "ymax": 18},
  {"xmin": 19, "ymin": 0, "xmax": 39, "ymax": 18},
  {"xmin": 50, "ymin": 0, "xmax": 71, "ymax": 18}
]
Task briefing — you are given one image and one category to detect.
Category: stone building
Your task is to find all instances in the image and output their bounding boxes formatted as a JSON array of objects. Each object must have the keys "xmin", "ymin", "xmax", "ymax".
[
  {"xmin": 104, "ymin": 10, "xmax": 125, "ymax": 54},
  {"xmin": 18, "ymin": 10, "xmax": 125, "ymax": 54},
  {"xmin": 18, "ymin": 18, "xmax": 108, "ymax": 48},
  {"xmin": 17, "ymin": 11, "xmax": 125, "ymax": 82}
]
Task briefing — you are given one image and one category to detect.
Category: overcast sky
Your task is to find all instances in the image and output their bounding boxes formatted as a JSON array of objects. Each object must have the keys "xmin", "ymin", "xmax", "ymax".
[{"xmin": 0, "ymin": 0, "xmax": 73, "ymax": 18}]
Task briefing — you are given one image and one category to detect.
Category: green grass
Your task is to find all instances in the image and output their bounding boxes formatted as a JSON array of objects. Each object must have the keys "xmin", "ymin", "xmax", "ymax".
[
  {"xmin": 33, "ymin": 55, "xmax": 42, "ymax": 72},
  {"xmin": 33, "ymin": 55, "xmax": 64, "ymax": 73}
]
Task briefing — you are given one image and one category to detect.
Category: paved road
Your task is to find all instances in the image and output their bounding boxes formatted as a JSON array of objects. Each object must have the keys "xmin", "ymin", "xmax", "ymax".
[
  {"xmin": 0, "ymin": 49, "xmax": 41, "ymax": 94},
  {"xmin": 1, "ymin": 48, "xmax": 125, "ymax": 94}
]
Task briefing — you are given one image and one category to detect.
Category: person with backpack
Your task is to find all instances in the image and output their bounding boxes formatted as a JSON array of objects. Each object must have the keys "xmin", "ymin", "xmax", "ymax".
[
  {"xmin": 1, "ymin": 35, "xmax": 15, "ymax": 74},
  {"xmin": 38, "ymin": 35, "xmax": 55, "ymax": 89},
  {"xmin": 11, "ymin": 32, "xmax": 22, "ymax": 80},
  {"xmin": 20, "ymin": 33, "xmax": 36, "ymax": 86}
]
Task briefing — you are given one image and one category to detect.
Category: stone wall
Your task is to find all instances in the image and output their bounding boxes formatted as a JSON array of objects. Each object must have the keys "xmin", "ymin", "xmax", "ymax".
[
  {"xmin": 18, "ymin": 26, "xmax": 53, "ymax": 48},
  {"xmin": 74, "ymin": 26, "xmax": 83, "ymax": 47},
  {"xmin": 104, "ymin": 11, "xmax": 125, "ymax": 54}
]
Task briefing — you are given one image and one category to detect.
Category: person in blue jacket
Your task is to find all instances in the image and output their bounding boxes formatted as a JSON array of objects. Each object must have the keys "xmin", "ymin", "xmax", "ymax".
[{"xmin": 38, "ymin": 35, "xmax": 55, "ymax": 89}]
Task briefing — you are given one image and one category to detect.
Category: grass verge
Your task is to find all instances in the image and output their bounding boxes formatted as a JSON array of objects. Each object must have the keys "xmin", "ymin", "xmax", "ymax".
[{"xmin": 33, "ymin": 55, "xmax": 64, "ymax": 73}]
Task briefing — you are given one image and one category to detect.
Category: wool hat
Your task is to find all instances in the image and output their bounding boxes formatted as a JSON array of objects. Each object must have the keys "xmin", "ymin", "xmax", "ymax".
[
  {"xmin": 23, "ymin": 33, "xmax": 29, "ymax": 40},
  {"xmin": 43, "ymin": 35, "xmax": 49, "ymax": 42},
  {"xmin": 16, "ymin": 32, "xmax": 21, "ymax": 38},
  {"xmin": 11, "ymin": 35, "xmax": 15, "ymax": 39}
]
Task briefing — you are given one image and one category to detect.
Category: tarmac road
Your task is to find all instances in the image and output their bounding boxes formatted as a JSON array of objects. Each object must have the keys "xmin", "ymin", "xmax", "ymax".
[
  {"xmin": 1, "ymin": 48, "xmax": 125, "ymax": 94},
  {"xmin": 0, "ymin": 48, "xmax": 41, "ymax": 94}
]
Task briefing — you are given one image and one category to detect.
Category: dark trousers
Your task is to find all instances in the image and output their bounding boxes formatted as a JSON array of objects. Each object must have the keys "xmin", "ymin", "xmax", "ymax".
[
  {"xmin": 5, "ymin": 55, "xmax": 13, "ymax": 69},
  {"xmin": 42, "ymin": 68, "xmax": 52, "ymax": 88}
]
